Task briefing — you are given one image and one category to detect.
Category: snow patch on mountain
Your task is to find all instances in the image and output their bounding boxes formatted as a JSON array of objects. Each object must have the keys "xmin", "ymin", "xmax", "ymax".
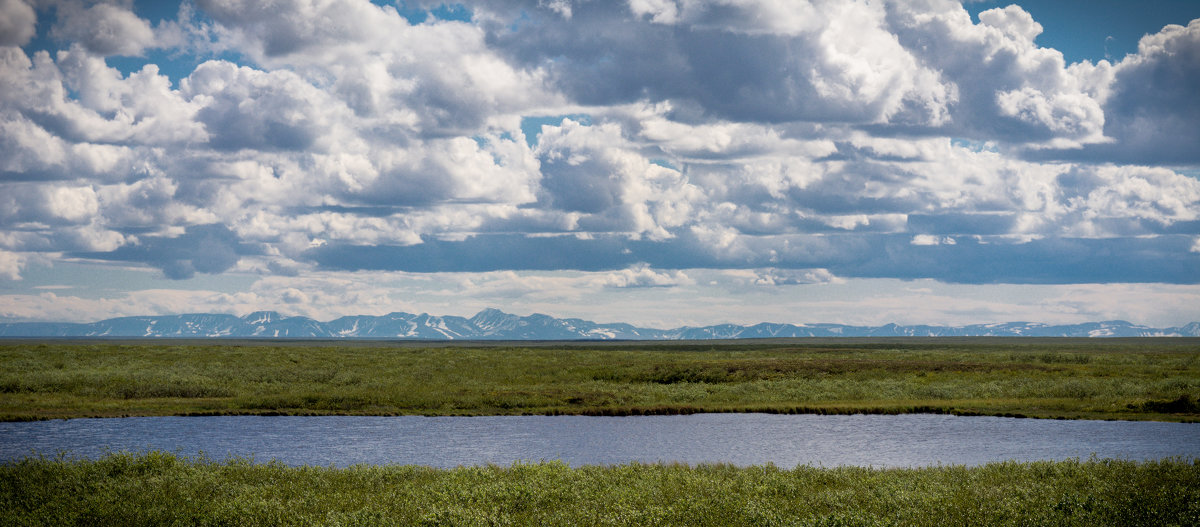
[{"xmin": 0, "ymin": 311, "xmax": 1197, "ymax": 339}]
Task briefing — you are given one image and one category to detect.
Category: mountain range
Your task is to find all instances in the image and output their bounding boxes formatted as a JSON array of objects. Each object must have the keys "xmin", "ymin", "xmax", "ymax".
[{"xmin": 1, "ymin": 309, "xmax": 1197, "ymax": 339}]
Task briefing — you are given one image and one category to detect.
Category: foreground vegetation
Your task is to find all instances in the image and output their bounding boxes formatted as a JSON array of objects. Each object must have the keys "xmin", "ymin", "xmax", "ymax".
[
  {"xmin": 2, "ymin": 453, "xmax": 1198, "ymax": 526},
  {"xmin": 1, "ymin": 338, "xmax": 1198, "ymax": 421}
]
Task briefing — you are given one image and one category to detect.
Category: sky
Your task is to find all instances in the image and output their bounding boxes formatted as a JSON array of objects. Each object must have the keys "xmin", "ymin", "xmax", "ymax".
[{"xmin": 0, "ymin": 0, "xmax": 1199, "ymax": 328}]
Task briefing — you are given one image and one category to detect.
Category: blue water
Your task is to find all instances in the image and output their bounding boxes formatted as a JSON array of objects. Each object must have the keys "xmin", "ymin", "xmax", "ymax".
[{"xmin": 2, "ymin": 414, "xmax": 1197, "ymax": 468}]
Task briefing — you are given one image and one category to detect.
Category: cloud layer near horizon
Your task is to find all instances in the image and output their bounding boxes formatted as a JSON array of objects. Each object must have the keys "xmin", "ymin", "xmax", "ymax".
[{"xmin": 0, "ymin": 0, "xmax": 1198, "ymax": 324}]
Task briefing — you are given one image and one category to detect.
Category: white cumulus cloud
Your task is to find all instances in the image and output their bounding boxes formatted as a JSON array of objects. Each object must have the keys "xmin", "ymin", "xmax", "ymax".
[
  {"xmin": 52, "ymin": 1, "xmax": 156, "ymax": 56},
  {"xmin": 0, "ymin": 0, "xmax": 36, "ymax": 47}
]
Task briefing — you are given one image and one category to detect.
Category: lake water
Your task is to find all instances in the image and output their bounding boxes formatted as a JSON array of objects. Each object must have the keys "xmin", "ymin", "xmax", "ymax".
[{"xmin": 2, "ymin": 414, "xmax": 1197, "ymax": 468}]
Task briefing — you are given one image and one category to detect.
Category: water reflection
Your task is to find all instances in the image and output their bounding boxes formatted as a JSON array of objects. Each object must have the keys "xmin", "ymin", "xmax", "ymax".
[{"xmin": 2, "ymin": 414, "xmax": 1197, "ymax": 468}]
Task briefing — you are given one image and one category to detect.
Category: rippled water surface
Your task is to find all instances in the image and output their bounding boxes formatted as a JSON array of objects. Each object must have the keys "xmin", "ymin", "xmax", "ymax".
[{"xmin": 2, "ymin": 414, "xmax": 1197, "ymax": 468}]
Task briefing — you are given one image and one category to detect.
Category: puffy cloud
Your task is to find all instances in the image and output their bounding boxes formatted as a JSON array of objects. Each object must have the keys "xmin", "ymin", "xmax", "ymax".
[
  {"xmin": 884, "ymin": 1, "xmax": 1106, "ymax": 146},
  {"xmin": 0, "ymin": 0, "xmax": 1196, "ymax": 327},
  {"xmin": 49, "ymin": 222, "xmax": 126, "ymax": 252},
  {"xmin": 0, "ymin": 115, "xmax": 72, "ymax": 180},
  {"xmin": 96, "ymin": 175, "xmax": 214, "ymax": 229},
  {"xmin": 976, "ymin": 4, "xmax": 1042, "ymax": 42},
  {"xmin": 0, "ymin": 249, "xmax": 27, "ymax": 280},
  {"xmin": 196, "ymin": 0, "xmax": 396, "ymax": 59},
  {"xmin": 535, "ymin": 118, "xmax": 705, "ymax": 239},
  {"xmin": 910, "ymin": 234, "xmax": 955, "ymax": 246},
  {"xmin": 601, "ymin": 263, "xmax": 693, "ymax": 288},
  {"xmin": 1024, "ymin": 19, "xmax": 1200, "ymax": 165},
  {"xmin": 898, "ymin": 159, "xmax": 1200, "ymax": 239},
  {"xmin": 471, "ymin": 0, "xmax": 952, "ymax": 126},
  {"xmin": 1090, "ymin": 19, "xmax": 1200, "ymax": 164},
  {"xmin": 0, "ymin": 45, "xmax": 205, "ymax": 148},
  {"xmin": 628, "ymin": 100, "xmax": 838, "ymax": 160},
  {"xmin": 182, "ymin": 60, "xmax": 339, "ymax": 152},
  {"xmin": 77, "ymin": 224, "xmax": 250, "ymax": 279},
  {"xmin": 352, "ymin": 134, "xmax": 540, "ymax": 207},
  {"xmin": 458, "ymin": 0, "xmax": 1118, "ymax": 147},
  {"xmin": 628, "ymin": 0, "xmax": 677, "ymax": 24},
  {"xmin": 1058, "ymin": 165, "xmax": 1200, "ymax": 235},
  {"xmin": 51, "ymin": 1, "xmax": 156, "ymax": 56},
  {"xmin": 279, "ymin": 287, "xmax": 308, "ymax": 304},
  {"xmin": 750, "ymin": 267, "xmax": 840, "ymax": 286},
  {"xmin": 196, "ymin": 0, "xmax": 557, "ymax": 135},
  {"xmin": 0, "ymin": 0, "xmax": 36, "ymax": 47},
  {"xmin": 0, "ymin": 183, "xmax": 99, "ymax": 226}
]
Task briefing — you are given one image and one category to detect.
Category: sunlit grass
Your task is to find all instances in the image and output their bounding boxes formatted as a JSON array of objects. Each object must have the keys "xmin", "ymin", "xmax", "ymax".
[
  {"xmin": 2, "ymin": 452, "xmax": 1198, "ymax": 526},
  {"xmin": 1, "ymin": 338, "xmax": 1197, "ymax": 421}
]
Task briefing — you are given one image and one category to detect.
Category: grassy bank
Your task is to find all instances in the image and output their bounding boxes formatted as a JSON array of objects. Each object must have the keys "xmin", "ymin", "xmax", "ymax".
[
  {"xmin": 1, "ymin": 338, "xmax": 1198, "ymax": 421},
  {"xmin": 2, "ymin": 453, "xmax": 1198, "ymax": 526}
]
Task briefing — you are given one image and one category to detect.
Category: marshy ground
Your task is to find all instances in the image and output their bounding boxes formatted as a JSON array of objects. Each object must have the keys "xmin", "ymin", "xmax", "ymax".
[
  {"xmin": 3, "ymin": 452, "xmax": 1198, "ymax": 526},
  {"xmin": 3, "ymin": 338, "xmax": 1199, "ymax": 525},
  {"xmin": 1, "ymin": 337, "xmax": 1197, "ymax": 421}
]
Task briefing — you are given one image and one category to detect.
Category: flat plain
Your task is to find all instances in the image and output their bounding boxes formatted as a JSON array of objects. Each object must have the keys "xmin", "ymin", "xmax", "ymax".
[
  {"xmin": 3, "ymin": 338, "xmax": 1200, "ymax": 526},
  {"xmin": 1, "ymin": 337, "xmax": 1197, "ymax": 421},
  {"xmin": 3, "ymin": 453, "xmax": 1198, "ymax": 526}
]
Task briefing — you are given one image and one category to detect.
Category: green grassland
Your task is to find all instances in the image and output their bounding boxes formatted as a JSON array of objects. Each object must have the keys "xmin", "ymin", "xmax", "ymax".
[
  {"xmin": 2, "ymin": 338, "xmax": 1198, "ymax": 421},
  {"xmin": 2, "ymin": 453, "xmax": 1198, "ymax": 526}
]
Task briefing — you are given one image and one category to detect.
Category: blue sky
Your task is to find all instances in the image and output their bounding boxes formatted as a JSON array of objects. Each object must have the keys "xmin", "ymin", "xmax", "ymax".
[
  {"xmin": 0, "ymin": 0, "xmax": 1198, "ymax": 327},
  {"xmin": 964, "ymin": 0, "xmax": 1200, "ymax": 63}
]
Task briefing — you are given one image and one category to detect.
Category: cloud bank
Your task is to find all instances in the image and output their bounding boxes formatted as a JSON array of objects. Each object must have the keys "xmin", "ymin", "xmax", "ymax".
[{"xmin": 0, "ymin": 0, "xmax": 1197, "ymax": 324}]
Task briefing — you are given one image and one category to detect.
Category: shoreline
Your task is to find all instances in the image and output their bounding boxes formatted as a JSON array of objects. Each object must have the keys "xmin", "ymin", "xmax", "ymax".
[{"xmin": 5, "ymin": 404, "xmax": 1198, "ymax": 423}]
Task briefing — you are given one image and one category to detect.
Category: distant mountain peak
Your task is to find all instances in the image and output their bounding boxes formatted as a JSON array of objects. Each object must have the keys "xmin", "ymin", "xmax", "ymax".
[{"xmin": 1, "ymin": 309, "xmax": 1197, "ymax": 339}]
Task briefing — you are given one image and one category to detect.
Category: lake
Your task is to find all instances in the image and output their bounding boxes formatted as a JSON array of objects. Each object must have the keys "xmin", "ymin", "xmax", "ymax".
[{"xmin": 2, "ymin": 414, "xmax": 1197, "ymax": 468}]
